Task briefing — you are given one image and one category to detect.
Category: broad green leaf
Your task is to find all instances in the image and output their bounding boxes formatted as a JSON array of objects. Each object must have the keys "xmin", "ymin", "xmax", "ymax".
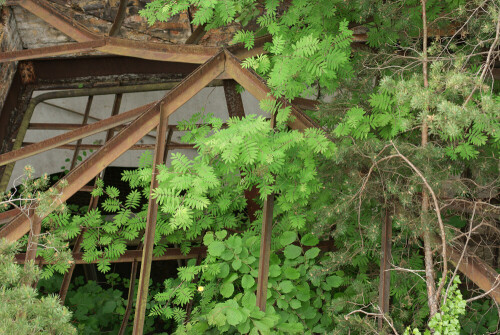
[
  {"xmin": 279, "ymin": 231, "xmax": 297, "ymax": 246},
  {"xmin": 284, "ymin": 245, "xmax": 302, "ymax": 259},
  {"xmin": 269, "ymin": 264, "xmax": 281, "ymax": 277},
  {"xmin": 232, "ymin": 258, "xmax": 242, "ymax": 270},
  {"xmin": 241, "ymin": 274, "xmax": 255, "ymax": 289},
  {"xmin": 304, "ymin": 247, "xmax": 320, "ymax": 259},
  {"xmin": 279, "ymin": 280, "xmax": 294, "ymax": 293},
  {"xmin": 220, "ymin": 282, "xmax": 234, "ymax": 297},
  {"xmin": 284, "ymin": 268, "xmax": 300, "ymax": 280},
  {"xmin": 301, "ymin": 233, "xmax": 319, "ymax": 246},
  {"xmin": 326, "ymin": 275, "xmax": 343, "ymax": 288},
  {"xmin": 208, "ymin": 241, "xmax": 225, "ymax": 257},
  {"xmin": 226, "ymin": 308, "xmax": 243, "ymax": 326},
  {"xmin": 289, "ymin": 299, "xmax": 301, "ymax": 309}
]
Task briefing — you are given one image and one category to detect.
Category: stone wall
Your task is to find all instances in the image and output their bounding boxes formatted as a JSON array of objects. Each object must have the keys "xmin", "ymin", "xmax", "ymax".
[{"xmin": 0, "ymin": 7, "xmax": 22, "ymax": 109}]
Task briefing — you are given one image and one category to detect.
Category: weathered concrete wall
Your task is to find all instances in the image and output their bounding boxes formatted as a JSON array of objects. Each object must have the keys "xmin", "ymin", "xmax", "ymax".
[
  {"xmin": 0, "ymin": 7, "xmax": 22, "ymax": 108},
  {"xmin": 9, "ymin": 0, "xmax": 240, "ymax": 48}
]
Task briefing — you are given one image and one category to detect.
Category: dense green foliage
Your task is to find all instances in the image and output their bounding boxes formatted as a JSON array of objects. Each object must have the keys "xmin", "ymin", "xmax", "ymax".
[
  {"xmin": 1, "ymin": 0, "xmax": 498, "ymax": 334},
  {"xmin": 0, "ymin": 239, "xmax": 76, "ymax": 334}
]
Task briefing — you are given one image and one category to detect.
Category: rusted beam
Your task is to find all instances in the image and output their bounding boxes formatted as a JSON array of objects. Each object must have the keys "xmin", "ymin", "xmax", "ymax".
[
  {"xmin": 432, "ymin": 235, "xmax": 500, "ymax": 303},
  {"xmin": 28, "ymin": 121, "xmax": 226, "ymax": 131},
  {"xmin": 224, "ymin": 50, "xmax": 320, "ymax": 130},
  {"xmin": 0, "ymin": 51, "xmax": 224, "ymax": 242},
  {"xmin": 15, "ymin": 241, "xmax": 336, "ymax": 265},
  {"xmin": 184, "ymin": 24, "xmax": 207, "ymax": 45},
  {"xmin": 0, "ymin": 40, "xmax": 106, "ymax": 63},
  {"xmin": 223, "ymin": 79, "xmax": 245, "ymax": 119},
  {"xmin": 109, "ymin": 0, "xmax": 128, "ymax": 37},
  {"xmin": 118, "ymin": 253, "xmax": 140, "ymax": 335},
  {"xmin": 378, "ymin": 207, "xmax": 392, "ymax": 329},
  {"xmin": 0, "ymin": 208, "xmax": 21, "ymax": 225},
  {"xmin": 58, "ymin": 231, "xmax": 84, "ymax": 303},
  {"xmin": 99, "ymin": 38, "xmax": 219, "ymax": 64},
  {"xmin": 256, "ymin": 194, "xmax": 274, "ymax": 311},
  {"xmin": 0, "ymin": 37, "xmax": 221, "ymax": 64},
  {"xmin": 133, "ymin": 105, "xmax": 169, "ymax": 335},
  {"xmin": 21, "ymin": 142, "xmax": 195, "ymax": 151},
  {"xmin": 0, "ymin": 102, "xmax": 159, "ymax": 241},
  {"xmin": 291, "ymin": 97, "xmax": 320, "ymax": 111},
  {"xmin": 14, "ymin": 0, "xmax": 98, "ymax": 42},
  {"xmin": 15, "ymin": 246, "xmax": 208, "ymax": 264}
]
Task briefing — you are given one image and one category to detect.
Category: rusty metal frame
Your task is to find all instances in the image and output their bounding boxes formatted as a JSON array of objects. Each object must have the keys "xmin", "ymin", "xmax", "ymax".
[
  {"xmin": 433, "ymin": 235, "xmax": 500, "ymax": 303},
  {"xmin": 0, "ymin": 51, "xmax": 225, "ymax": 242},
  {"xmin": 21, "ymin": 142, "xmax": 195, "ymax": 151},
  {"xmin": 0, "ymin": 102, "xmax": 155, "ymax": 167},
  {"xmin": 256, "ymin": 194, "xmax": 274, "ymax": 311},
  {"xmin": 0, "ymin": 81, "xmax": 185, "ymax": 191},
  {"xmin": 109, "ymin": 0, "xmax": 128, "ymax": 37},
  {"xmin": 0, "ymin": 40, "xmax": 106, "ymax": 62},
  {"xmin": 132, "ymin": 106, "xmax": 169, "ymax": 334},
  {"xmin": 15, "ymin": 247, "xmax": 208, "ymax": 264}
]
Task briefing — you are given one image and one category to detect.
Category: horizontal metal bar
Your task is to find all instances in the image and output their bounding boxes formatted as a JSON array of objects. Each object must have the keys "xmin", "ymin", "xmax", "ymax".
[
  {"xmin": 21, "ymin": 142, "xmax": 195, "ymax": 150},
  {"xmin": 14, "ymin": 247, "xmax": 207, "ymax": 264},
  {"xmin": 28, "ymin": 120, "xmax": 232, "ymax": 131},
  {"xmin": 0, "ymin": 40, "xmax": 106, "ymax": 63},
  {"xmin": 98, "ymin": 37, "xmax": 220, "ymax": 64},
  {"xmin": 12, "ymin": 240, "xmax": 335, "ymax": 265}
]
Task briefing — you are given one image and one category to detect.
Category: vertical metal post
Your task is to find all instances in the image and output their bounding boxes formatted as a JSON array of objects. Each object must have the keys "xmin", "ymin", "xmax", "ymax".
[
  {"xmin": 378, "ymin": 207, "xmax": 392, "ymax": 328},
  {"xmin": 120, "ymin": 122, "xmax": 173, "ymax": 335},
  {"xmin": 256, "ymin": 113, "xmax": 276, "ymax": 311},
  {"xmin": 256, "ymin": 195, "xmax": 274, "ymax": 311},
  {"xmin": 133, "ymin": 103, "xmax": 169, "ymax": 335}
]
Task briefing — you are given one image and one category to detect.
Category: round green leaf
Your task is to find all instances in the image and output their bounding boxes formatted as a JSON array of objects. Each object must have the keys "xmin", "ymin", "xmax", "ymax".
[
  {"xmin": 218, "ymin": 263, "xmax": 230, "ymax": 278},
  {"xmin": 304, "ymin": 247, "xmax": 320, "ymax": 259},
  {"xmin": 220, "ymin": 282, "xmax": 234, "ymax": 297},
  {"xmin": 326, "ymin": 275, "xmax": 343, "ymax": 288},
  {"xmin": 226, "ymin": 308, "xmax": 243, "ymax": 326},
  {"xmin": 208, "ymin": 241, "xmax": 225, "ymax": 257},
  {"xmin": 289, "ymin": 299, "xmax": 301, "ymax": 309},
  {"xmin": 215, "ymin": 230, "xmax": 228, "ymax": 240},
  {"xmin": 279, "ymin": 280, "xmax": 294, "ymax": 293},
  {"xmin": 284, "ymin": 268, "xmax": 300, "ymax": 280},
  {"xmin": 269, "ymin": 264, "xmax": 281, "ymax": 277},
  {"xmin": 301, "ymin": 233, "xmax": 319, "ymax": 246},
  {"xmin": 279, "ymin": 231, "xmax": 297, "ymax": 246},
  {"xmin": 284, "ymin": 245, "xmax": 302, "ymax": 259},
  {"xmin": 221, "ymin": 249, "xmax": 234, "ymax": 261},
  {"xmin": 232, "ymin": 258, "xmax": 242, "ymax": 270},
  {"xmin": 277, "ymin": 297, "xmax": 289, "ymax": 309},
  {"xmin": 241, "ymin": 274, "xmax": 255, "ymax": 289}
]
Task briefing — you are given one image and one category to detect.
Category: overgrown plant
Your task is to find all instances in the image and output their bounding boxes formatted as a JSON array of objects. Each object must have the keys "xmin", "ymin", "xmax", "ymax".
[{"xmin": 0, "ymin": 238, "xmax": 76, "ymax": 334}]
